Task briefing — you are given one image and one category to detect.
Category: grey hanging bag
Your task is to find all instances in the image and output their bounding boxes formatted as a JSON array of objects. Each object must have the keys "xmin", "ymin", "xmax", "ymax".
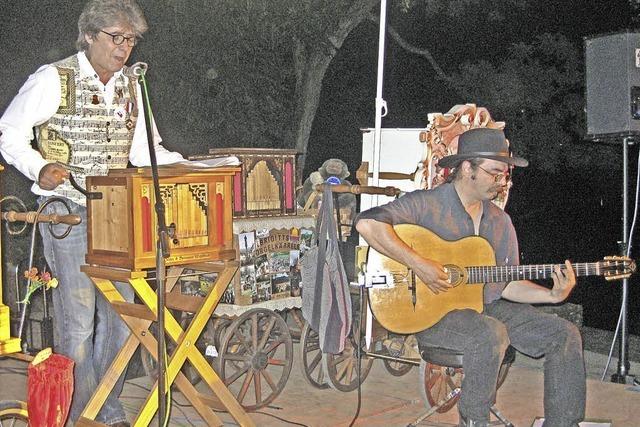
[{"xmin": 301, "ymin": 184, "xmax": 352, "ymax": 354}]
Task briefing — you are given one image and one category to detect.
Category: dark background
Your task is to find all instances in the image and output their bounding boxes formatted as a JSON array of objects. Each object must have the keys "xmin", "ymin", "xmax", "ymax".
[{"xmin": 0, "ymin": 0, "xmax": 638, "ymax": 336}]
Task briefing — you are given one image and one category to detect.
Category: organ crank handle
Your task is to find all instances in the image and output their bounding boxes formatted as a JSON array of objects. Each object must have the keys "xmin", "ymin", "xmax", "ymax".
[
  {"xmin": 2, "ymin": 210, "xmax": 82, "ymax": 226},
  {"xmin": 0, "ymin": 195, "xmax": 78, "ymax": 239}
]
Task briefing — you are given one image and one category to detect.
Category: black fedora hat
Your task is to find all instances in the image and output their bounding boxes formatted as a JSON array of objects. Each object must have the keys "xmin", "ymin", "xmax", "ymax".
[{"xmin": 438, "ymin": 128, "xmax": 528, "ymax": 168}]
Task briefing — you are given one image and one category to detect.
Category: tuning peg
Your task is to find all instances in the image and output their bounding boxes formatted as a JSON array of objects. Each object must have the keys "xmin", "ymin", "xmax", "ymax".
[
  {"xmin": 604, "ymin": 273, "xmax": 632, "ymax": 281},
  {"xmin": 604, "ymin": 255, "xmax": 633, "ymax": 262}
]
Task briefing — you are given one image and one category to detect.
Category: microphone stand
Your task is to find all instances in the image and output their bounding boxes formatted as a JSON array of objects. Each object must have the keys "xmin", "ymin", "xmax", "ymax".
[{"xmin": 136, "ymin": 65, "xmax": 171, "ymax": 424}]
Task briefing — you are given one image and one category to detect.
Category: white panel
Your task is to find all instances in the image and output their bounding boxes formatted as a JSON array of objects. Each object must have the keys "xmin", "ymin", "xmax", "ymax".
[{"xmin": 359, "ymin": 128, "xmax": 427, "ymax": 212}]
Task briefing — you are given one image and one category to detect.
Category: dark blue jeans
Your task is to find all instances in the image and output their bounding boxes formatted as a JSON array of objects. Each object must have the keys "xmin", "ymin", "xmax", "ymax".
[
  {"xmin": 38, "ymin": 197, "xmax": 133, "ymax": 425},
  {"xmin": 416, "ymin": 299, "xmax": 586, "ymax": 427}
]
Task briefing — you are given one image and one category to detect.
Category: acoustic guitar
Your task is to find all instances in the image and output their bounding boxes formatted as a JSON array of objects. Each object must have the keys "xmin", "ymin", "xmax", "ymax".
[{"xmin": 365, "ymin": 224, "xmax": 636, "ymax": 334}]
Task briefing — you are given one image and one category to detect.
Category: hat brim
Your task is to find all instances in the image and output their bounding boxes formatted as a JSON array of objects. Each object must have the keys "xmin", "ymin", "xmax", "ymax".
[{"xmin": 438, "ymin": 154, "xmax": 529, "ymax": 169}]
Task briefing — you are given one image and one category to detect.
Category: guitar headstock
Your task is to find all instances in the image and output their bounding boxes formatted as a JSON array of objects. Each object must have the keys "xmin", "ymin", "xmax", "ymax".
[{"xmin": 601, "ymin": 256, "xmax": 636, "ymax": 281}]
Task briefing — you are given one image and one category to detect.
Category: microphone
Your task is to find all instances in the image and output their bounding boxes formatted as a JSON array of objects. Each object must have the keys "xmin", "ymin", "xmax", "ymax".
[{"xmin": 125, "ymin": 61, "xmax": 148, "ymax": 78}]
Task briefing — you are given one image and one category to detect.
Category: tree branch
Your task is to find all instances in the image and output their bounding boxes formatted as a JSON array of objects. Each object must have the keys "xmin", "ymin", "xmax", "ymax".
[
  {"xmin": 330, "ymin": 0, "xmax": 381, "ymax": 47},
  {"xmin": 367, "ymin": 12, "xmax": 454, "ymax": 84}
]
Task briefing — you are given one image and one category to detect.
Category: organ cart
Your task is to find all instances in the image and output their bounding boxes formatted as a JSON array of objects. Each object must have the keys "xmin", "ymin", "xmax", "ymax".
[{"xmin": 80, "ymin": 165, "xmax": 254, "ymax": 426}]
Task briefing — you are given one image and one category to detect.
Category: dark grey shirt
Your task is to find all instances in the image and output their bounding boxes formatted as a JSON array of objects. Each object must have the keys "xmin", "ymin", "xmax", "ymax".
[{"xmin": 354, "ymin": 182, "xmax": 519, "ymax": 303}]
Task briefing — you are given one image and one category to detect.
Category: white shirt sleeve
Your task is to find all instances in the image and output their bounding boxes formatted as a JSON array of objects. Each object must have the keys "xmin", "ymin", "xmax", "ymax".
[
  {"xmin": 128, "ymin": 81, "xmax": 185, "ymax": 166},
  {"xmin": 0, "ymin": 62, "xmax": 185, "ymax": 179},
  {"xmin": 0, "ymin": 65, "xmax": 60, "ymax": 182}
]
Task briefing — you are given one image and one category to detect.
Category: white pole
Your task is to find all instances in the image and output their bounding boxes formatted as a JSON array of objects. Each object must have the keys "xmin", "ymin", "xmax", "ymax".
[
  {"xmin": 372, "ymin": 0, "xmax": 388, "ymax": 196},
  {"xmin": 367, "ymin": 0, "xmax": 388, "ymax": 351}
]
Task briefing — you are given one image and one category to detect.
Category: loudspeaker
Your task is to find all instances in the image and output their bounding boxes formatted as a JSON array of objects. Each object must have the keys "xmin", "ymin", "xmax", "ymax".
[{"xmin": 585, "ymin": 32, "xmax": 640, "ymax": 138}]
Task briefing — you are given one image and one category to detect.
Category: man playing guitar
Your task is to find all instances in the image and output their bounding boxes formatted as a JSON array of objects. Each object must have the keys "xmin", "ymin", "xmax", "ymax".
[{"xmin": 355, "ymin": 128, "xmax": 585, "ymax": 427}]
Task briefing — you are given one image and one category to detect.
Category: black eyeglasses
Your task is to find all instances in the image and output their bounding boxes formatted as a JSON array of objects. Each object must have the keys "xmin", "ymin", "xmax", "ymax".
[
  {"xmin": 476, "ymin": 165, "xmax": 511, "ymax": 184},
  {"xmin": 101, "ymin": 30, "xmax": 137, "ymax": 47}
]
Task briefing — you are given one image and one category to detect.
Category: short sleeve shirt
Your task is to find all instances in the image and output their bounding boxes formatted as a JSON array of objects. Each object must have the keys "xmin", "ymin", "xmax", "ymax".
[{"xmin": 354, "ymin": 183, "xmax": 520, "ymax": 303}]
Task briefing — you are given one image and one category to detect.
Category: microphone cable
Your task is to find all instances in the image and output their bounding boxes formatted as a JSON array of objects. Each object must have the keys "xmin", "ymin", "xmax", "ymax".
[{"xmin": 347, "ymin": 283, "xmax": 367, "ymax": 427}]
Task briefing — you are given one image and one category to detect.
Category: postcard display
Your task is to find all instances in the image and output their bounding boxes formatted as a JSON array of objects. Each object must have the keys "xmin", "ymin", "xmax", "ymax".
[
  {"xmin": 214, "ymin": 215, "xmax": 313, "ymax": 305},
  {"xmin": 188, "ymin": 148, "xmax": 313, "ymax": 305}
]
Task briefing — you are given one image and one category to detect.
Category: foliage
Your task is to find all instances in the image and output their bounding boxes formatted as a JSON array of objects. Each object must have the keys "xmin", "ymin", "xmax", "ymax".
[
  {"xmin": 139, "ymin": 0, "xmax": 618, "ymax": 171},
  {"xmin": 139, "ymin": 0, "xmax": 376, "ymax": 153},
  {"xmin": 450, "ymin": 33, "xmax": 618, "ymax": 171}
]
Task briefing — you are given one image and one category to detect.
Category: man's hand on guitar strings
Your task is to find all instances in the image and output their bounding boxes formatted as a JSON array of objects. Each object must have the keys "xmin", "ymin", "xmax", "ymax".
[
  {"xmin": 549, "ymin": 260, "xmax": 576, "ymax": 303},
  {"xmin": 412, "ymin": 257, "xmax": 452, "ymax": 294}
]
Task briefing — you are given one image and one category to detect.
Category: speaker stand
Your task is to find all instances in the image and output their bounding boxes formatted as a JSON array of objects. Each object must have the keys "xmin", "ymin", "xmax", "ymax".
[{"xmin": 611, "ymin": 136, "xmax": 636, "ymax": 385}]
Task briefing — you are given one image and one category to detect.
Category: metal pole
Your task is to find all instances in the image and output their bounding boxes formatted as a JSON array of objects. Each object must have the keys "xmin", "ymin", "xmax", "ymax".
[
  {"xmin": 367, "ymin": 0, "xmax": 388, "ymax": 352},
  {"xmin": 138, "ymin": 66, "xmax": 171, "ymax": 423},
  {"xmin": 372, "ymin": 0, "xmax": 388, "ymax": 195},
  {"xmin": 612, "ymin": 136, "xmax": 631, "ymax": 383}
]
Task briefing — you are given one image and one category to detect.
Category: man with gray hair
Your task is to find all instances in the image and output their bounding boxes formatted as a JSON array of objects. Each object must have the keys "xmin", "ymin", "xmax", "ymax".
[{"xmin": 0, "ymin": 1, "xmax": 184, "ymax": 425}]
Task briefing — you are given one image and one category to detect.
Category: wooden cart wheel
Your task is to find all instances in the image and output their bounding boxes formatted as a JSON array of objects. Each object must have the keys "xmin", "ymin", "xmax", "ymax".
[
  {"xmin": 282, "ymin": 307, "xmax": 304, "ymax": 342},
  {"xmin": 321, "ymin": 323, "xmax": 374, "ymax": 392},
  {"xmin": 382, "ymin": 334, "xmax": 415, "ymax": 377},
  {"xmin": 419, "ymin": 361, "xmax": 463, "ymax": 413},
  {"xmin": 419, "ymin": 360, "xmax": 512, "ymax": 413},
  {"xmin": 383, "ymin": 358, "xmax": 414, "ymax": 376},
  {"xmin": 217, "ymin": 308, "xmax": 293, "ymax": 411},
  {"xmin": 212, "ymin": 317, "xmax": 233, "ymax": 350},
  {"xmin": 298, "ymin": 321, "xmax": 329, "ymax": 389}
]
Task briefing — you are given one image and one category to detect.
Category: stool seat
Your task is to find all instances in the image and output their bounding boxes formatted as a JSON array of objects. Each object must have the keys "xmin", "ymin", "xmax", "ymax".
[
  {"xmin": 418, "ymin": 344, "xmax": 516, "ymax": 368},
  {"xmin": 412, "ymin": 344, "xmax": 516, "ymax": 427}
]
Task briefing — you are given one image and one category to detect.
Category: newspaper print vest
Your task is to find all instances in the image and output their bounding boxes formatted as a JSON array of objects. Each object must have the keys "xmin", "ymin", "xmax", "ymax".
[{"xmin": 37, "ymin": 54, "xmax": 138, "ymax": 206}]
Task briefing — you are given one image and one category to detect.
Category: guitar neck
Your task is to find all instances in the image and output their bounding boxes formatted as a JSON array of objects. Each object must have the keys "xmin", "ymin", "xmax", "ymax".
[{"xmin": 466, "ymin": 262, "xmax": 600, "ymax": 283}]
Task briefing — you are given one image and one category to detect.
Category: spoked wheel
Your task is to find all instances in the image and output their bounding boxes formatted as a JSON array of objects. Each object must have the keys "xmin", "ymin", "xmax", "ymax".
[
  {"xmin": 298, "ymin": 322, "xmax": 329, "ymax": 389},
  {"xmin": 419, "ymin": 360, "xmax": 512, "ymax": 414},
  {"xmin": 382, "ymin": 334, "xmax": 416, "ymax": 377},
  {"xmin": 322, "ymin": 322, "xmax": 374, "ymax": 392},
  {"xmin": 217, "ymin": 308, "xmax": 293, "ymax": 411},
  {"xmin": 383, "ymin": 358, "xmax": 414, "ymax": 376},
  {"xmin": 212, "ymin": 317, "xmax": 233, "ymax": 350},
  {"xmin": 419, "ymin": 361, "xmax": 463, "ymax": 413},
  {"xmin": 0, "ymin": 400, "xmax": 29, "ymax": 426},
  {"xmin": 282, "ymin": 308, "xmax": 304, "ymax": 342}
]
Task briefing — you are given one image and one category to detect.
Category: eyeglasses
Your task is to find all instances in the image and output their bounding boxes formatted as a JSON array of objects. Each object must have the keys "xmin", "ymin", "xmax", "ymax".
[
  {"xmin": 476, "ymin": 165, "xmax": 511, "ymax": 184},
  {"xmin": 101, "ymin": 30, "xmax": 137, "ymax": 47}
]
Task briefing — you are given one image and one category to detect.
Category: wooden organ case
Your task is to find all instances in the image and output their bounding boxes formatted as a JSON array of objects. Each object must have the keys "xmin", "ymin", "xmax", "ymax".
[
  {"xmin": 79, "ymin": 165, "xmax": 255, "ymax": 426},
  {"xmin": 192, "ymin": 148, "xmax": 298, "ymax": 218},
  {"xmin": 85, "ymin": 166, "xmax": 239, "ymax": 270}
]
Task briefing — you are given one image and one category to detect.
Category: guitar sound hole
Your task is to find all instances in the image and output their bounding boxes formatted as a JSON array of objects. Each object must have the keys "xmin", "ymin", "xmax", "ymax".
[{"xmin": 444, "ymin": 265, "xmax": 463, "ymax": 286}]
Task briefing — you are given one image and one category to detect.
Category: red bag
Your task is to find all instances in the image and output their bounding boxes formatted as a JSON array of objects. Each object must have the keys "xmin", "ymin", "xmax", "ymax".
[{"xmin": 27, "ymin": 353, "xmax": 74, "ymax": 427}]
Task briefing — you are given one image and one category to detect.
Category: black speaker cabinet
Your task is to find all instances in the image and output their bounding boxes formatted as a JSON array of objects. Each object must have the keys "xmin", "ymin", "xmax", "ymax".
[{"xmin": 585, "ymin": 32, "xmax": 640, "ymax": 138}]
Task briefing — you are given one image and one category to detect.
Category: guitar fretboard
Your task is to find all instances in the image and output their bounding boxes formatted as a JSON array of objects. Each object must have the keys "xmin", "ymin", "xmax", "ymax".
[{"xmin": 466, "ymin": 262, "xmax": 605, "ymax": 283}]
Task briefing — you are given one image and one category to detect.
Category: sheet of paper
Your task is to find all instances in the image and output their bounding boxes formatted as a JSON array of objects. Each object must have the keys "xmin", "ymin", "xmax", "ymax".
[{"xmin": 176, "ymin": 156, "xmax": 240, "ymax": 168}]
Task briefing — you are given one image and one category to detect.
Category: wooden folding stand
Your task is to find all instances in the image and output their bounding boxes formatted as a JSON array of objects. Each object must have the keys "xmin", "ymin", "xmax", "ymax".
[{"xmin": 75, "ymin": 166, "xmax": 254, "ymax": 427}]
